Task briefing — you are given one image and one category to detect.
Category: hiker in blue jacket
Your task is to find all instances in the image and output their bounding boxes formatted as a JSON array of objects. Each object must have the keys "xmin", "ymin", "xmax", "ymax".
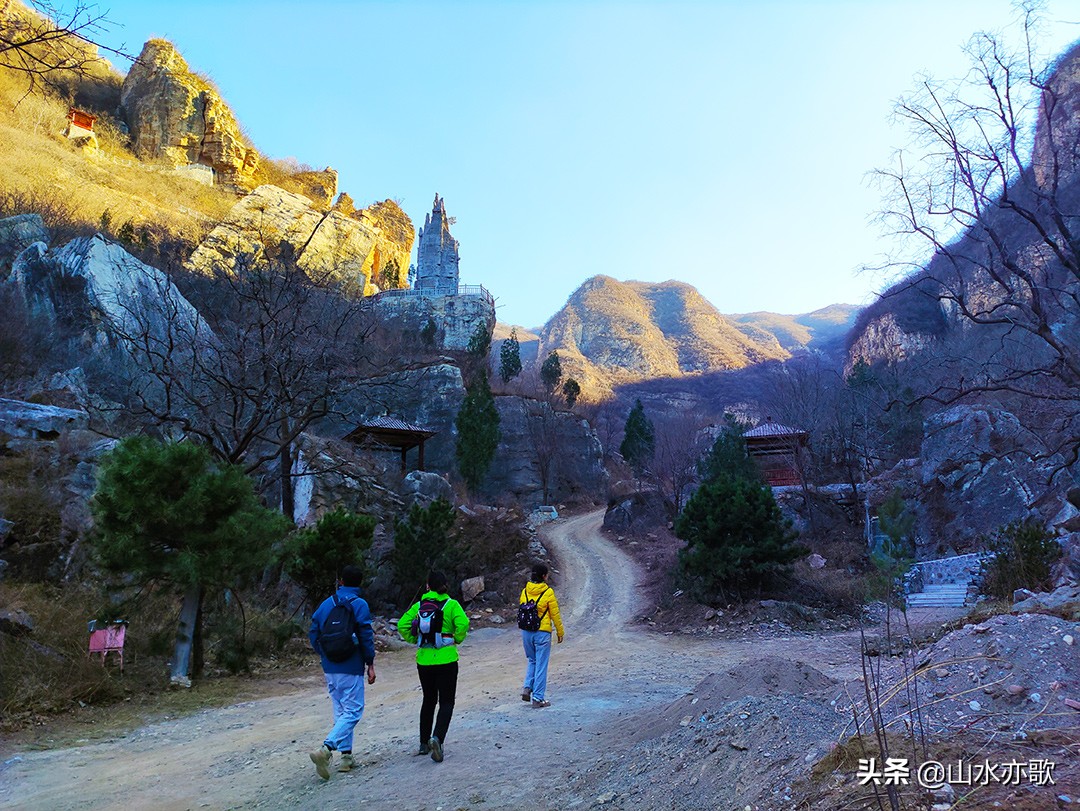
[{"xmin": 307, "ymin": 564, "xmax": 377, "ymax": 779}]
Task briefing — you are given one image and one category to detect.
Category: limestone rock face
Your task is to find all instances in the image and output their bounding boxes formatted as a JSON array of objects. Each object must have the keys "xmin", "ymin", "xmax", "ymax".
[
  {"xmin": 326, "ymin": 363, "xmax": 468, "ymax": 475},
  {"xmin": 9, "ymin": 235, "xmax": 203, "ymax": 347},
  {"xmin": 479, "ymin": 397, "xmax": 607, "ymax": 506},
  {"xmin": 845, "ymin": 310, "xmax": 938, "ymax": 370},
  {"xmin": 120, "ymin": 39, "xmax": 258, "ymax": 187},
  {"xmin": 0, "ymin": 398, "xmax": 88, "ymax": 440},
  {"xmin": 187, "ymin": 185, "xmax": 413, "ymax": 296},
  {"xmin": 919, "ymin": 405, "xmax": 1062, "ymax": 548},
  {"xmin": 538, "ymin": 276, "xmax": 788, "ymax": 401},
  {"xmin": 1033, "ymin": 42, "xmax": 1080, "ymax": 188},
  {"xmin": 290, "ymin": 433, "xmax": 402, "ymax": 527},
  {"xmin": 371, "ymin": 289, "xmax": 495, "ymax": 350}
]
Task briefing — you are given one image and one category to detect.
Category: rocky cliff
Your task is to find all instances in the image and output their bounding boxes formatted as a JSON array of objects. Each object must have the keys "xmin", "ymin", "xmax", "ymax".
[
  {"xmin": 537, "ymin": 276, "xmax": 790, "ymax": 400},
  {"xmin": 120, "ymin": 39, "xmax": 258, "ymax": 188},
  {"xmin": 186, "ymin": 185, "xmax": 413, "ymax": 296}
]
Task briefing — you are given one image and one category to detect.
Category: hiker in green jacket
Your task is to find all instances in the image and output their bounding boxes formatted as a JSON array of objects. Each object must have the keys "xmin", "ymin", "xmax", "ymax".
[{"xmin": 397, "ymin": 570, "xmax": 470, "ymax": 762}]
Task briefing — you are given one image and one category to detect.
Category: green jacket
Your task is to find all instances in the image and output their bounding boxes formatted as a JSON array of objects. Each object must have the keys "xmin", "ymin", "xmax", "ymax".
[{"xmin": 397, "ymin": 590, "xmax": 470, "ymax": 666}]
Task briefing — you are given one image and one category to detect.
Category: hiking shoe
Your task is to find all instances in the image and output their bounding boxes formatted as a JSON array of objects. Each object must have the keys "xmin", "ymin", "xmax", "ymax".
[
  {"xmin": 337, "ymin": 753, "xmax": 356, "ymax": 772},
  {"xmin": 521, "ymin": 688, "xmax": 532, "ymax": 702},
  {"xmin": 414, "ymin": 742, "xmax": 431, "ymax": 756},
  {"xmin": 531, "ymin": 698, "xmax": 551, "ymax": 708},
  {"xmin": 309, "ymin": 744, "xmax": 332, "ymax": 780},
  {"xmin": 428, "ymin": 735, "xmax": 444, "ymax": 763}
]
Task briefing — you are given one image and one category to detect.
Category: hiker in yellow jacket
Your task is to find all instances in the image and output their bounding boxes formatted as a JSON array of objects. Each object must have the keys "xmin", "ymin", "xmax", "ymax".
[
  {"xmin": 518, "ymin": 563, "xmax": 565, "ymax": 708},
  {"xmin": 397, "ymin": 570, "xmax": 469, "ymax": 762}
]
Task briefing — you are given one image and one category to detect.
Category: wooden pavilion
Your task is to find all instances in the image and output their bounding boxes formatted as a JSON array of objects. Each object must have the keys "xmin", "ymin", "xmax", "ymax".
[
  {"xmin": 744, "ymin": 418, "xmax": 808, "ymax": 487},
  {"xmin": 343, "ymin": 415, "xmax": 438, "ymax": 477}
]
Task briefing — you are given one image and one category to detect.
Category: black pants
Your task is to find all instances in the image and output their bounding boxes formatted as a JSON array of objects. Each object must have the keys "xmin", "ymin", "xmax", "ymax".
[{"xmin": 417, "ymin": 661, "xmax": 458, "ymax": 744}]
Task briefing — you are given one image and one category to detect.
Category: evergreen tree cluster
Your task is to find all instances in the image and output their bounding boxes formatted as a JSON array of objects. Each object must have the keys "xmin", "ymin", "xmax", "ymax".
[{"xmin": 674, "ymin": 417, "xmax": 803, "ymax": 603}]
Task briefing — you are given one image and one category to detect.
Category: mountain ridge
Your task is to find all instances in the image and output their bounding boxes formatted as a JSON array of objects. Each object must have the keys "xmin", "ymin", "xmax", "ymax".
[{"xmin": 508, "ymin": 275, "xmax": 859, "ymax": 401}]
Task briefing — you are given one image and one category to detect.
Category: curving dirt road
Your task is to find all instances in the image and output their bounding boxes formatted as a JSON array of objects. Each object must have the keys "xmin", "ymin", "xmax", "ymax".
[{"xmin": 0, "ymin": 509, "xmax": 862, "ymax": 811}]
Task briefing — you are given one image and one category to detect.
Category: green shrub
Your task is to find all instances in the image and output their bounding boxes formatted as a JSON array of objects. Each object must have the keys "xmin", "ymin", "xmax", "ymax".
[
  {"xmin": 675, "ymin": 474, "xmax": 805, "ymax": 604},
  {"xmin": 281, "ymin": 508, "xmax": 376, "ymax": 609},
  {"xmin": 390, "ymin": 499, "xmax": 458, "ymax": 605},
  {"xmin": 980, "ymin": 519, "xmax": 1062, "ymax": 599}
]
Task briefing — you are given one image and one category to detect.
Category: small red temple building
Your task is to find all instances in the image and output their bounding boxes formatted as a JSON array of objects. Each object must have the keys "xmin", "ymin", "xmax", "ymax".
[{"xmin": 744, "ymin": 418, "xmax": 808, "ymax": 487}]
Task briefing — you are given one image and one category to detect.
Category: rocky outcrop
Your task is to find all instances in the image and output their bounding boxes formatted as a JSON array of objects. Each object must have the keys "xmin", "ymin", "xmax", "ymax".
[
  {"xmin": 371, "ymin": 288, "xmax": 495, "ymax": 351},
  {"xmin": 916, "ymin": 405, "xmax": 1065, "ymax": 550},
  {"xmin": 0, "ymin": 398, "xmax": 87, "ymax": 441},
  {"xmin": 290, "ymin": 432, "xmax": 402, "ymax": 527},
  {"xmin": 401, "ymin": 470, "xmax": 454, "ymax": 510},
  {"xmin": 120, "ymin": 39, "xmax": 258, "ymax": 187},
  {"xmin": 479, "ymin": 396, "xmax": 607, "ymax": 506},
  {"xmin": 186, "ymin": 185, "xmax": 413, "ymax": 296},
  {"xmin": 8, "ymin": 234, "xmax": 204, "ymax": 350},
  {"xmin": 538, "ymin": 276, "xmax": 789, "ymax": 401},
  {"xmin": 1033, "ymin": 42, "xmax": 1080, "ymax": 188}
]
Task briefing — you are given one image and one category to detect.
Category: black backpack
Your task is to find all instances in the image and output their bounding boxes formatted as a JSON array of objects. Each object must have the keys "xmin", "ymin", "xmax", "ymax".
[
  {"xmin": 320, "ymin": 594, "xmax": 360, "ymax": 663},
  {"xmin": 413, "ymin": 597, "xmax": 449, "ymax": 648},
  {"xmin": 517, "ymin": 586, "xmax": 549, "ymax": 632}
]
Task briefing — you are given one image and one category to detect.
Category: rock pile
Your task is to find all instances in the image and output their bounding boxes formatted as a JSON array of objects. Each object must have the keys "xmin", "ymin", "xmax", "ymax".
[{"xmin": 875, "ymin": 613, "xmax": 1080, "ymax": 738}]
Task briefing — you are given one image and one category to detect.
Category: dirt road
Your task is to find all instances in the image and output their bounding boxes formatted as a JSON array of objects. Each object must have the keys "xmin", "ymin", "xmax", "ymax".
[{"xmin": 0, "ymin": 509, "xmax": 863, "ymax": 811}]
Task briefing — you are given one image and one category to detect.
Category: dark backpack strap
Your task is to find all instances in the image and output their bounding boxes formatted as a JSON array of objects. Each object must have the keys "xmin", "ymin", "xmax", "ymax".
[{"xmin": 538, "ymin": 587, "xmax": 550, "ymax": 621}]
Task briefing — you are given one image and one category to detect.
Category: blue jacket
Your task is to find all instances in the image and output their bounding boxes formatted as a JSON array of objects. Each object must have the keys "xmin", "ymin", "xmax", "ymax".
[{"xmin": 309, "ymin": 586, "xmax": 376, "ymax": 674}]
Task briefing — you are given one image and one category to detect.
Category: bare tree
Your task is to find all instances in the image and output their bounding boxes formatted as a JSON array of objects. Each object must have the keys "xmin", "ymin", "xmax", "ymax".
[
  {"xmin": 110, "ymin": 244, "xmax": 388, "ymax": 517},
  {"xmin": 650, "ymin": 409, "xmax": 709, "ymax": 516},
  {"xmin": 873, "ymin": 9, "xmax": 1080, "ymax": 465},
  {"xmin": 524, "ymin": 398, "xmax": 561, "ymax": 506},
  {"xmin": 0, "ymin": 1, "xmax": 134, "ymax": 94}
]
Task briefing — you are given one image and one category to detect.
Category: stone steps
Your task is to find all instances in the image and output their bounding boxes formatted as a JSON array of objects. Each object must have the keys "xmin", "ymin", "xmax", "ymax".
[{"xmin": 906, "ymin": 583, "xmax": 972, "ymax": 608}]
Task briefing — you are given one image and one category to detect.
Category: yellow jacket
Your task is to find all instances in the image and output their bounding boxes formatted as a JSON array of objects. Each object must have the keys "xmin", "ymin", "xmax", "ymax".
[{"xmin": 520, "ymin": 580, "xmax": 565, "ymax": 638}]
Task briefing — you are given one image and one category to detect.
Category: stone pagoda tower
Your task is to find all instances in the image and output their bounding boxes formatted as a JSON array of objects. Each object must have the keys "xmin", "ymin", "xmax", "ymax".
[{"xmin": 414, "ymin": 194, "xmax": 460, "ymax": 292}]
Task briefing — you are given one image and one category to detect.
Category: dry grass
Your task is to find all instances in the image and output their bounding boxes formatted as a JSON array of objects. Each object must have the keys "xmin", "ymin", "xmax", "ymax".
[
  {"xmin": 0, "ymin": 68, "xmax": 236, "ymax": 252},
  {"xmin": 0, "ymin": 580, "xmax": 313, "ymax": 735}
]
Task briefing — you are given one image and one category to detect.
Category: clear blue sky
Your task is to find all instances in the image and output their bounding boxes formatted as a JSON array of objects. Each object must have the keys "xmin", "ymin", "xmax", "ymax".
[{"xmin": 91, "ymin": 1, "xmax": 1080, "ymax": 330}]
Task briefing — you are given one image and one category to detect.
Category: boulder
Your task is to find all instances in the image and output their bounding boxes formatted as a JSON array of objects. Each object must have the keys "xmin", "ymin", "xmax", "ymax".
[
  {"xmin": 460, "ymin": 576, "xmax": 485, "ymax": 603},
  {"xmin": 8, "ymin": 234, "xmax": 206, "ymax": 350},
  {"xmin": 603, "ymin": 490, "xmax": 668, "ymax": 533},
  {"xmin": 290, "ymin": 432, "xmax": 403, "ymax": 527},
  {"xmin": 0, "ymin": 397, "xmax": 88, "ymax": 440},
  {"xmin": 0, "ymin": 214, "xmax": 48, "ymax": 270},
  {"xmin": 0, "ymin": 608, "xmax": 34, "ymax": 637},
  {"xmin": 120, "ymin": 39, "xmax": 258, "ymax": 188},
  {"xmin": 1012, "ymin": 584, "xmax": 1080, "ymax": 619},
  {"xmin": 401, "ymin": 470, "xmax": 454, "ymax": 509}
]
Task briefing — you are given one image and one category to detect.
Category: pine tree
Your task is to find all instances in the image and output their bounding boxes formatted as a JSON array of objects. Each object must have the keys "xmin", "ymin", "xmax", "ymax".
[
  {"xmin": 697, "ymin": 414, "xmax": 760, "ymax": 484},
  {"xmin": 499, "ymin": 328, "xmax": 523, "ymax": 383},
  {"xmin": 282, "ymin": 508, "xmax": 376, "ymax": 609},
  {"xmin": 390, "ymin": 498, "xmax": 459, "ymax": 605},
  {"xmin": 540, "ymin": 351, "xmax": 562, "ymax": 393},
  {"xmin": 620, "ymin": 398, "xmax": 655, "ymax": 476},
  {"xmin": 562, "ymin": 377, "xmax": 581, "ymax": 407},
  {"xmin": 455, "ymin": 372, "xmax": 501, "ymax": 490},
  {"xmin": 675, "ymin": 474, "xmax": 803, "ymax": 603},
  {"xmin": 91, "ymin": 437, "xmax": 291, "ymax": 682}
]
